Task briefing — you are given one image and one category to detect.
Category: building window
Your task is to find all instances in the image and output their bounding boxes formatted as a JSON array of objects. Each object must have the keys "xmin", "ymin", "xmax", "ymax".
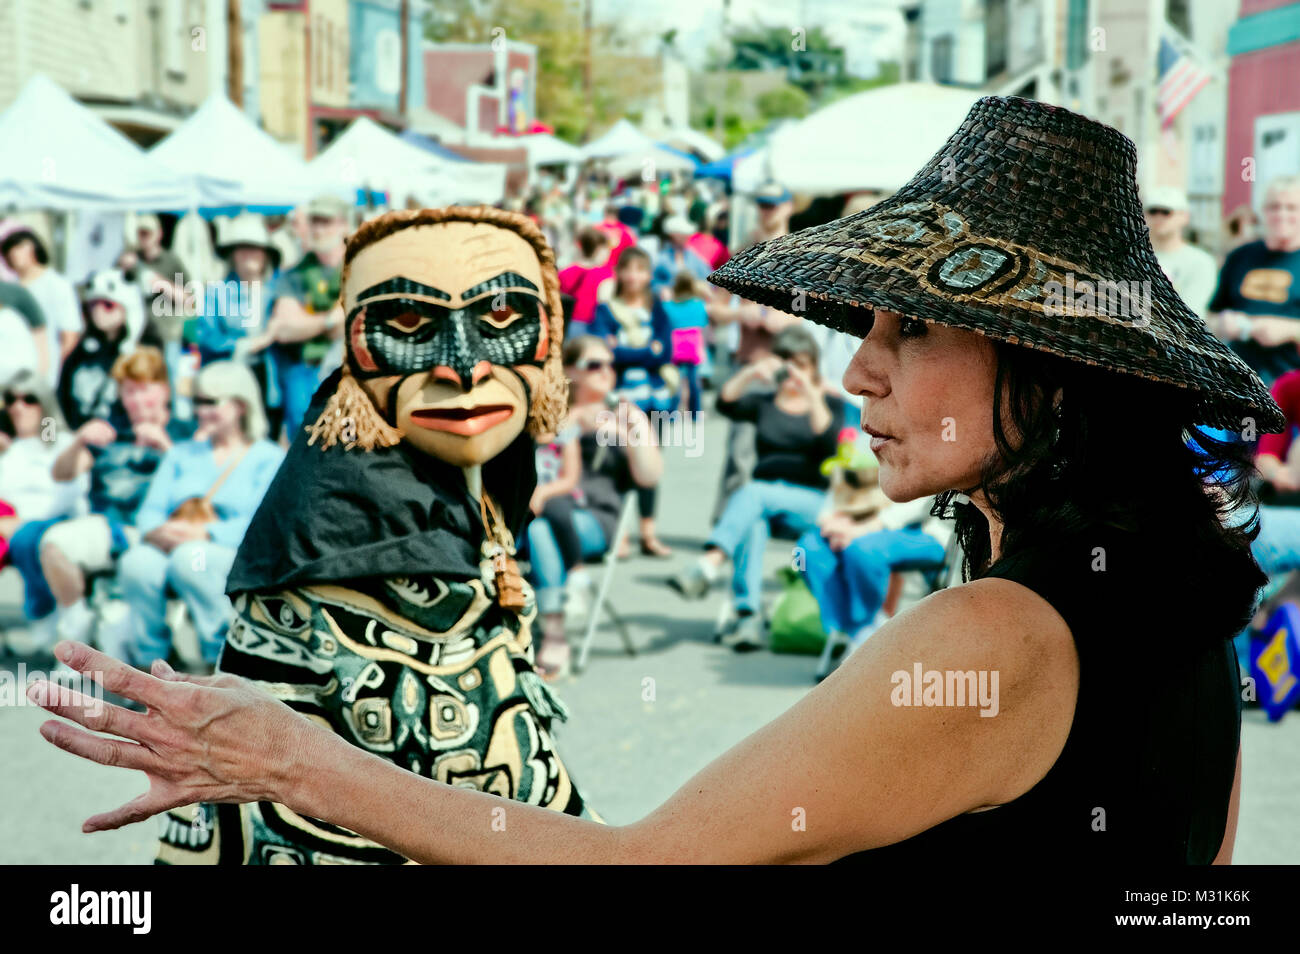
[
  {"xmin": 1167, "ymin": 0, "xmax": 1192, "ymax": 39},
  {"xmin": 932, "ymin": 35, "xmax": 954, "ymax": 84},
  {"xmin": 1066, "ymin": 0, "xmax": 1089, "ymax": 71},
  {"xmin": 986, "ymin": 0, "xmax": 1008, "ymax": 78}
]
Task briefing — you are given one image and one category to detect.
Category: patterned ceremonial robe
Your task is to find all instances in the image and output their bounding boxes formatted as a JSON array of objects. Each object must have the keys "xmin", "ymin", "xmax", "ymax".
[
  {"xmin": 157, "ymin": 539, "xmax": 592, "ymax": 864},
  {"xmin": 155, "ymin": 382, "xmax": 595, "ymax": 864}
]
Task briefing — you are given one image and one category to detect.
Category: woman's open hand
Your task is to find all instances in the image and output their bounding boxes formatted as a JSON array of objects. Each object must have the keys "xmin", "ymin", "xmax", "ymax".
[{"xmin": 27, "ymin": 641, "xmax": 319, "ymax": 833}]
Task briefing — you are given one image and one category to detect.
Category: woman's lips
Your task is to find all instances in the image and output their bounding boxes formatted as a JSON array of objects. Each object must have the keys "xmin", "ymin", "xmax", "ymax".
[
  {"xmin": 862, "ymin": 424, "xmax": 894, "ymax": 453},
  {"xmin": 409, "ymin": 404, "xmax": 515, "ymax": 436}
]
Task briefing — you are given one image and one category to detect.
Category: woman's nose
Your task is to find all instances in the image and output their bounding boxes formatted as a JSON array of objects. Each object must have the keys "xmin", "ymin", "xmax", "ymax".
[{"xmin": 842, "ymin": 336, "xmax": 886, "ymax": 399}]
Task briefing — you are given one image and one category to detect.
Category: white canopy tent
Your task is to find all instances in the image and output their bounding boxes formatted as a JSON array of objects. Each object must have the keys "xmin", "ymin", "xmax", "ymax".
[
  {"xmin": 0, "ymin": 74, "xmax": 217, "ymax": 210},
  {"xmin": 579, "ymin": 118, "xmax": 660, "ymax": 160},
  {"xmin": 520, "ymin": 132, "xmax": 584, "ymax": 167},
  {"xmin": 733, "ymin": 83, "xmax": 986, "ymax": 195},
  {"xmin": 151, "ymin": 94, "xmax": 320, "ymax": 209},
  {"xmin": 656, "ymin": 126, "xmax": 726, "ymax": 162},
  {"xmin": 308, "ymin": 117, "xmax": 507, "ymax": 206},
  {"xmin": 605, "ymin": 146, "xmax": 698, "ymax": 180}
]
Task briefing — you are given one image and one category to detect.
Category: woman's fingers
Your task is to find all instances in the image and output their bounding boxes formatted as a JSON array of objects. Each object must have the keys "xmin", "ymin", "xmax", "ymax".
[
  {"xmin": 83, "ymin": 786, "xmax": 191, "ymax": 834},
  {"xmin": 27, "ymin": 679, "xmax": 154, "ymax": 745},
  {"xmin": 53, "ymin": 640, "xmax": 173, "ymax": 710},
  {"xmin": 38, "ymin": 718, "xmax": 164, "ymax": 775}
]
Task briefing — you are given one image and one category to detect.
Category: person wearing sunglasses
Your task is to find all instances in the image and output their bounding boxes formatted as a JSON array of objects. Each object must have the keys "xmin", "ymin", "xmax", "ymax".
[
  {"xmin": 0, "ymin": 374, "xmax": 86, "ymax": 653},
  {"xmin": 114, "ymin": 361, "xmax": 283, "ymax": 669},
  {"xmin": 1142, "ymin": 187, "xmax": 1217, "ymax": 326},
  {"xmin": 526, "ymin": 335, "xmax": 665, "ymax": 676}
]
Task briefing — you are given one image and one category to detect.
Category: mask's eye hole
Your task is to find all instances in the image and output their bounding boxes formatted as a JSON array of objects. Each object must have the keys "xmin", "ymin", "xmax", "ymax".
[
  {"xmin": 477, "ymin": 292, "xmax": 539, "ymax": 331},
  {"xmin": 386, "ymin": 311, "xmax": 429, "ymax": 333}
]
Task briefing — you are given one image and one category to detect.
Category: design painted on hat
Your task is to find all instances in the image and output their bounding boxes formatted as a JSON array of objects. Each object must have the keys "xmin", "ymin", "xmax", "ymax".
[{"xmin": 797, "ymin": 199, "xmax": 1159, "ymax": 331}]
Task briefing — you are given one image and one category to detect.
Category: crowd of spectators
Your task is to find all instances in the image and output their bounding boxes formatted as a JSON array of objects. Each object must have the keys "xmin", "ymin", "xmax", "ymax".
[{"xmin": 3, "ymin": 170, "xmax": 1299, "ymax": 688}]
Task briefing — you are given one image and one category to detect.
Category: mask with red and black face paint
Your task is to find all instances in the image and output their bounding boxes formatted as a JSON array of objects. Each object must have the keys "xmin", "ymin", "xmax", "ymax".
[{"xmin": 342, "ymin": 221, "xmax": 552, "ymax": 467}]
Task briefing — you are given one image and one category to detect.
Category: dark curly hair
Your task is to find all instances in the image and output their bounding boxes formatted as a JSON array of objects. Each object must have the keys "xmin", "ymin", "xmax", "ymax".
[{"xmin": 934, "ymin": 340, "xmax": 1267, "ymax": 642}]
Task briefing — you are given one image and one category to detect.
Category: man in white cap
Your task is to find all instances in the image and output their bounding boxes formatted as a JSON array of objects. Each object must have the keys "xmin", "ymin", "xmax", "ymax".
[
  {"xmin": 1144, "ymin": 185, "xmax": 1217, "ymax": 323},
  {"xmin": 651, "ymin": 214, "xmax": 711, "ymax": 297}
]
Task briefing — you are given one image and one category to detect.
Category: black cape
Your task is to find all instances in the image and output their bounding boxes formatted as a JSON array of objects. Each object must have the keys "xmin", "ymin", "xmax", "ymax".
[{"xmin": 226, "ymin": 369, "xmax": 537, "ymax": 596}]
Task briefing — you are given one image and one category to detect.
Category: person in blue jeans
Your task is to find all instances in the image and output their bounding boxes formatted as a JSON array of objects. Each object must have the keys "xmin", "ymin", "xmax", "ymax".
[
  {"xmin": 115, "ymin": 361, "xmax": 283, "ymax": 667},
  {"xmin": 798, "ymin": 494, "xmax": 948, "ymax": 652},
  {"xmin": 527, "ymin": 335, "xmax": 665, "ymax": 677},
  {"xmin": 669, "ymin": 327, "xmax": 843, "ymax": 649}
]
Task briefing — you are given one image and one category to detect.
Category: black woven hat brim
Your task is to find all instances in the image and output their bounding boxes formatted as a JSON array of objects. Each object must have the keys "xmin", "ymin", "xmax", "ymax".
[{"xmin": 709, "ymin": 97, "xmax": 1284, "ymax": 434}]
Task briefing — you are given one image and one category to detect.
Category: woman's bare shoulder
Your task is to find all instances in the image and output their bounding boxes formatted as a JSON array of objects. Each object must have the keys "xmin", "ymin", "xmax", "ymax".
[{"xmin": 836, "ymin": 578, "xmax": 1080, "ymax": 805}]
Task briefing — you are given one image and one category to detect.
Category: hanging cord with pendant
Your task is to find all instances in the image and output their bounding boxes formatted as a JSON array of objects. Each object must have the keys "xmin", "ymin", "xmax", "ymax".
[{"xmin": 480, "ymin": 491, "xmax": 528, "ymax": 611}]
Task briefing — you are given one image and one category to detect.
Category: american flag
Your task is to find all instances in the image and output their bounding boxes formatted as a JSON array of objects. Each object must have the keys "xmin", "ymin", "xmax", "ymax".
[{"xmin": 1157, "ymin": 29, "xmax": 1212, "ymax": 130}]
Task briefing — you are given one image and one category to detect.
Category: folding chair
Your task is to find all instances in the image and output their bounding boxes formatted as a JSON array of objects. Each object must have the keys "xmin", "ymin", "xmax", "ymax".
[
  {"xmin": 574, "ymin": 491, "xmax": 640, "ymax": 674},
  {"xmin": 814, "ymin": 529, "xmax": 963, "ymax": 681}
]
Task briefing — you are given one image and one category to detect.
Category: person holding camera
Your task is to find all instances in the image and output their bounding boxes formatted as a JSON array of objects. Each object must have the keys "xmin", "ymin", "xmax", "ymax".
[{"xmin": 669, "ymin": 327, "xmax": 844, "ymax": 649}]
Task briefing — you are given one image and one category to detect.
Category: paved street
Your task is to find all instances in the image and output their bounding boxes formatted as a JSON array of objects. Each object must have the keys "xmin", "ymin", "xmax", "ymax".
[{"xmin": 2, "ymin": 412, "xmax": 1298, "ymax": 863}]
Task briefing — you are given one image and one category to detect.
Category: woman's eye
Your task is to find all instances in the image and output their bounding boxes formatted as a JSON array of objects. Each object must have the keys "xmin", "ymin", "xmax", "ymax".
[{"xmin": 899, "ymin": 317, "xmax": 928, "ymax": 338}]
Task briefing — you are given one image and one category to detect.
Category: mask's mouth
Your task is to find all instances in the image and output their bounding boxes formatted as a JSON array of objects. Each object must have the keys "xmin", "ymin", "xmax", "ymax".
[{"xmin": 408, "ymin": 403, "xmax": 515, "ymax": 436}]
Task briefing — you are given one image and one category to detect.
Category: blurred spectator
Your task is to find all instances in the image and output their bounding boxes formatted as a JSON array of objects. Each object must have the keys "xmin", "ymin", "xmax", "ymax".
[
  {"xmin": 1255, "ymin": 367, "xmax": 1300, "ymax": 498},
  {"xmin": 746, "ymin": 181, "xmax": 794, "ymax": 248},
  {"xmin": 662, "ymin": 273, "xmax": 711, "ymax": 414},
  {"xmin": 119, "ymin": 214, "xmax": 190, "ymax": 363},
  {"xmin": 57, "ymin": 269, "xmax": 151, "ymax": 431},
  {"xmin": 597, "ymin": 201, "xmax": 637, "ymax": 268},
  {"xmin": 652, "ymin": 215, "xmax": 712, "ymax": 296},
  {"xmin": 1223, "ymin": 204, "xmax": 1260, "ymax": 254},
  {"xmin": 558, "ymin": 227, "xmax": 614, "ymax": 332},
  {"xmin": 800, "ymin": 488, "xmax": 949, "ymax": 656},
  {"xmin": 1144, "ymin": 186, "xmax": 1217, "ymax": 321},
  {"xmin": 265, "ymin": 195, "xmax": 347, "ymax": 443},
  {"xmin": 0, "ymin": 280, "xmax": 49, "ymax": 382},
  {"xmin": 265, "ymin": 210, "xmax": 306, "ymax": 273},
  {"xmin": 0, "ymin": 374, "xmax": 84, "ymax": 651},
  {"xmin": 1209, "ymin": 175, "xmax": 1300, "ymax": 386},
  {"xmin": 197, "ymin": 213, "xmax": 282, "ymax": 426},
  {"xmin": 529, "ymin": 336, "xmax": 665, "ymax": 677},
  {"xmin": 14, "ymin": 348, "xmax": 194, "ymax": 647},
  {"xmin": 1, "ymin": 226, "xmax": 81, "ymax": 389},
  {"xmin": 0, "ymin": 303, "xmax": 42, "ymax": 390},
  {"xmin": 116, "ymin": 360, "xmax": 283, "ymax": 667},
  {"xmin": 590, "ymin": 246, "xmax": 677, "ymax": 416},
  {"xmin": 669, "ymin": 327, "xmax": 843, "ymax": 649}
]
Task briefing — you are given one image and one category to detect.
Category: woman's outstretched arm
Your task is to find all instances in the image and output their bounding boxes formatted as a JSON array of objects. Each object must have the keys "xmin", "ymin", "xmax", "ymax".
[{"xmin": 29, "ymin": 579, "xmax": 1076, "ymax": 864}]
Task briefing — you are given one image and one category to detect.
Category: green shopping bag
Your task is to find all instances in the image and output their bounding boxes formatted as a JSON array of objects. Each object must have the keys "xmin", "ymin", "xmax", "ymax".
[{"xmin": 768, "ymin": 567, "xmax": 829, "ymax": 655}]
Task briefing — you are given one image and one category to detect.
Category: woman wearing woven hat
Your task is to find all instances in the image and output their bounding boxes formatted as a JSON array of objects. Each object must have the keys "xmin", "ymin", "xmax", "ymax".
[{"xmin": 30, "ymin": 99, "xmax": 1275, "ymax": 864}]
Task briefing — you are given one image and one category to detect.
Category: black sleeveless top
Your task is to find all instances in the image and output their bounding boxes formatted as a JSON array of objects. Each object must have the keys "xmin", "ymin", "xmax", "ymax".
[{"xmin": 832, "ymin": 523, "xmax": 1243, "ymax": 865}]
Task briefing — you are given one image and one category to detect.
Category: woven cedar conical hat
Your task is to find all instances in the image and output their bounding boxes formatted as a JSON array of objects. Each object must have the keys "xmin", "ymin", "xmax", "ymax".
[{"xmin": 709, "ymin": 96, "xmax": 1285, "ymax": 433}]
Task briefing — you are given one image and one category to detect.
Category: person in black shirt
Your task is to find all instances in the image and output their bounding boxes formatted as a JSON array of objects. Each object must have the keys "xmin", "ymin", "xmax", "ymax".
[
  {"xmin": 57, "ymin": 269, "xmax": 156, "ymax": 431},
  {"xmin": 669, "ymin": 326, "xmax": 842, "ymax": 648},
  {"xmin": 1208, "ymin": 175, "xmax": 1300, "ymax": 387}
]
